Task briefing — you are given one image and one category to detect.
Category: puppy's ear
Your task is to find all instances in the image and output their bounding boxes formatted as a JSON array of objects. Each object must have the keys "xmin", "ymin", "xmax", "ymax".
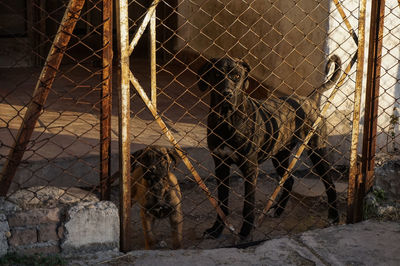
[
  {"xmin": 198, "ymin": 58, "xmax": 216, "ymax": 91},
  {"xmin": 131, "ymin": 149, "xmax": 145, "ymax": 168},
  {"xmin": 166, "ymin": 148, "xmax": 182, "ymax": 168}
]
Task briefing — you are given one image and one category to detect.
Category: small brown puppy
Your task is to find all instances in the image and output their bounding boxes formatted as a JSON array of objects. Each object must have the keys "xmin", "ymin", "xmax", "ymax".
[{"xmin": 112, "ymin": 146, "xmax": 183, "ymax": 249}]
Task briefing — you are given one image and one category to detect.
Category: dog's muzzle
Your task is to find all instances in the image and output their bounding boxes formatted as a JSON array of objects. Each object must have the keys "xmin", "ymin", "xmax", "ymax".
[{"xmin": 222, "ymin": 91, "xmax": 233, "ymax": 98}]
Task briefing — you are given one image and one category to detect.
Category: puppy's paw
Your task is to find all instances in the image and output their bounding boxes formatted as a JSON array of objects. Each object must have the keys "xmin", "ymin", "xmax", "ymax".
[{"xmin": 157, "ymin": 240, "xmax": 168, "ymax": 249}]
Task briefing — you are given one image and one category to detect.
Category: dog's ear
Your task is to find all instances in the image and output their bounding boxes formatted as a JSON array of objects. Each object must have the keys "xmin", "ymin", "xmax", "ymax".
[
  {"xmin": 198, "ymin": 58, "xmax": 217, "ymax": 91},
  {"xmin": 240, "ymin": 60, "xmax": 250, "ymax": 90},
  {"xmin": 166, "ymin": 147, "xmax": 182, "ymax": 168}
]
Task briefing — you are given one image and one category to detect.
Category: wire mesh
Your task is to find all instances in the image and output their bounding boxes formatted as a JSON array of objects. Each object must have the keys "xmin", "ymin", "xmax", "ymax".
[
  {"xmin": 122, "ymin": 0, "xmax": 358, "ymax": 249},
  {"xmin": 0, "ymin": 0, "xmax": 111, "ymax": 202},
  {"xmin": 1, "ymin": 0, "xmax": 399, "ymax": 251},
  {"xmin": 375, "ymin": 1, "xmax": 400, "ymax": 154}
]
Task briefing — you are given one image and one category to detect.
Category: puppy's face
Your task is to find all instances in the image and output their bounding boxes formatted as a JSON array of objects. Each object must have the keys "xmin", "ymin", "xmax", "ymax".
[
  {"xmin": 132, "ymin": 147, "xmax": 180, "ymax": 218},
  {"xmin": 198, "ymin": 58, "xmax": 250, "ymax": 108}
]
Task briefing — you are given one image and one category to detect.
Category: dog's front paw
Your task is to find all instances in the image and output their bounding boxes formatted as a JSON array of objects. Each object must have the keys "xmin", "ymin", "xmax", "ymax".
[
  {"xmin": 328, "ymin": 209, "xmax": 340, "ymax": 224},
  {"xmin": 272, "ymin": 204, "xmax": 285, "ymax": 218},
  {"xmin": 203, "ymin": 224, "xmax": 224, "ymax": 239},
  {"xmin": 238, "ymin": 223, "xmax": 253, "ymax": 240}
]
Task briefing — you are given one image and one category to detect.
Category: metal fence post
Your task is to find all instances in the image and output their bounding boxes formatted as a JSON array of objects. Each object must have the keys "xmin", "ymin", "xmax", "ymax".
[
  {"xmin": 347, "ymin": 0, "xmax": 367, "ymax": 224},
  {"xmin": 116, "ymin": 0, "xmax": 132, "ymax": 252},
  {"xmin": 358, "ymin": 0, "xmax": 386, "ymax": 221},
  {"xmin": 100, "ymin": 0, "xmax": 113, "ymax": 201}
]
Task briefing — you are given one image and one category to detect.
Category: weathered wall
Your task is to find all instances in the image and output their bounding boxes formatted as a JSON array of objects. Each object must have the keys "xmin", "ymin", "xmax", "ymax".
[
  {"xmin": 325, "ymin": 0, "xmax": 400, "ymax": 153},
  {"xmin": 175, "ymin": 0, "xmax": 330, "ymax": 97}
]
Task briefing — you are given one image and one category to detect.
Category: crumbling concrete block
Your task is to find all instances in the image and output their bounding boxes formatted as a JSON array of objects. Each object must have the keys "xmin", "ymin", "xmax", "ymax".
[
  {"xmin": 8, "ymin": 228, "xmax": 37, "ymax": 247},
  {"xmin": 61, "ymin": 201, "xmax": 119, "ymax": 254},
  {"xmin": 7, "ymin": 186, "xmax": 99, "ymax": 209},
  {"xmin": 0, "ymin": 214, "xmax": 10, "ymax": 256},
  {"xmin": 7, "ymin": 208, "xmax": 60, "ymax": 227}
]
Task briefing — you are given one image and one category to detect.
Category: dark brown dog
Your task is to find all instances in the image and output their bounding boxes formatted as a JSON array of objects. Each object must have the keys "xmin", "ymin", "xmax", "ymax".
[
  {"xmin": 198, "ymin": 56, "xmax": 342, "ymax": 239},
  {"xmin": 112, "ymin": 146, "xmax": 183, "ymax": 249}
]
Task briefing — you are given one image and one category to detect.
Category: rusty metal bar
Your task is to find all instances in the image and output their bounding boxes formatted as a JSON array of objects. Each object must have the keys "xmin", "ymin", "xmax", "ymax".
[
  {"xmin": 257, "ymin": 52, "xmax": 358, "ymax": 227},
  {"xmin": 347, "ymin": 0, "xmax": 367, "ymax": 224},
  {"xmin": 0, "ymin": 0, "xmax": 85, "ymax": 196},
  {"xmin": 128, "ymin": 0, "xmax": 161, "ymax": 55},
  {"xmin": 117, "ymin": 0, "xmax": 132, "ymax": 252},
  {"xmin": 150, "ymin": 9, "xmax": 157, "ymax": 107},
  {"xmin": 333, "ymin": 0, "xmax": 358, "ymax": 44},
  {"xmin": 100, "ymin": 0, "xmax": 113, "ymax": 200},
  {"xmin": 359, "ymin": 0, "xmax": 386, "ymax": 220},
  {"xmin": 129, "ymin": 71, "xmax": 237, "ymax": 235}
]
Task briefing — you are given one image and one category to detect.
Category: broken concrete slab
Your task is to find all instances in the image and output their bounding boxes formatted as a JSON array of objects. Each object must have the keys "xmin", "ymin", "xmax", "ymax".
[
  {"xmin": 61, "ymin": 201, "xmax": 119, "ymax": 254},
  {"xmin": 65, "ymin": 220, "xmax": 400, "ymax": 266},
  {"xmin": 67, "ymin": 238, "xmax": 323, "ymax": 266},
  {"xmin": 299, "ymin": 220, "xmax": 400, "ymax": 266},
  {"xmin": 7, "ymin": 186, "xmax": 99, "ymax": 209}
]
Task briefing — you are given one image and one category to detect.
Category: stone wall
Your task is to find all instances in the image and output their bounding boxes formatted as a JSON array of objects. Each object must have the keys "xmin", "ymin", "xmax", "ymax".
[{"xmin": 0, "ymin": 187, "xmax": 119, "ymax": 256}]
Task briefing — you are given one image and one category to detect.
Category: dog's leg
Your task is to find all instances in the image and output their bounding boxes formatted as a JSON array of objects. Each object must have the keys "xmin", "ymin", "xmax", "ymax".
[
  {"xmin": 238, "ymin": 161, "xmax": 258, "ymax": 239},
  {"xmin": 308, "ymin": 148, "xmax": 339, "ymax": 223},
  {"xmin": 204, "ymin": 157, "xmax": 230, "ymax": 239},
  {"xmin": 169, "ymin": 207, "xmax": 183, "ymax": 249},
  {"xmin": 140, "ymin": 208, "xmax": 156, "ymax": 249},
  {"xmin": 169, "ymin": 174, "xmax": 183, "ymax": 249},
  {"xmin": 272, "ymin": 148, "xmax": 294, "ymax": 217}
]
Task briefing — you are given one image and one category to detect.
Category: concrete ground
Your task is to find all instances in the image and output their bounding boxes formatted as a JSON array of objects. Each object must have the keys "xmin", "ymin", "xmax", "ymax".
[{"xmin": 67, "ymin": 219, "xmax": 400, "ymax": 266}]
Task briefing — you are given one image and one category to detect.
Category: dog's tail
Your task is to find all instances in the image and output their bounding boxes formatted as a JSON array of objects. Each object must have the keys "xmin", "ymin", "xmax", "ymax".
[{"xmin": 309, "ymin": 54, "xmax": 342, "ymax": 102}]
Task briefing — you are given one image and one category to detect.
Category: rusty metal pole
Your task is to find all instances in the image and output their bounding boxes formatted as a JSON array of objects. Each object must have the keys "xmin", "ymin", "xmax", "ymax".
[
  {"xmin": 347, "ymin": 0, "xmax": 367, "ymax": 224},
  {"xmin": 100, "ymin": 0, "xmax": 113, "ymax": 200},
  {"xmin": 117, "ymin": 0, "xmax": 132, "ymax": 252},
  {"xmin": 0, "ymin": 0, "xmax": 85, "ymax": 196},
  {"xmin": 359, "ymin": 0, "xmax": 386, "ymax": 220},
  {"xmin": 150, "ymin": 9, "xmax": 157, "ymax": 108}
]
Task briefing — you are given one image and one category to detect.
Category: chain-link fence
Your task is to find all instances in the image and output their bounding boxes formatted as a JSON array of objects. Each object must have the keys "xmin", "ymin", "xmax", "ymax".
[
  {"xmin": 376, "ymin": 1, "xmax": 400, "ymax": 154},
  {"xmin": 0, "ymin": 0, "xmax": 111, "ymax": 198},
  {"xmin": 120, "ymin": 0, "xmax": 357, "ymax": 249},
  {"xmin": 0, "ymin": 0, "xmax": 398, "ymax": 251}
]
